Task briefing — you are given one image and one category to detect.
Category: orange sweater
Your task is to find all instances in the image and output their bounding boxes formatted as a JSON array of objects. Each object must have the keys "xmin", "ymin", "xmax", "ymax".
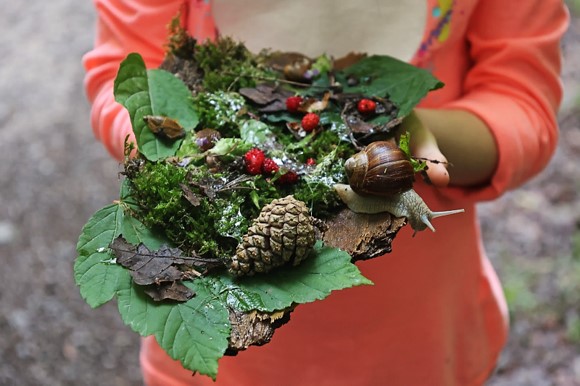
[{"xmin": 83, "ymin": 1, "xmax": 568, "ymax": 385}]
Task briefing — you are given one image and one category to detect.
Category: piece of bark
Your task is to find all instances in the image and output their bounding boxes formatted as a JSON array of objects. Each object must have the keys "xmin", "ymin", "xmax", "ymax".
[
  {"xmin": 226, "ymin": 308, "xmax": 292, "ymax": 354},
  {"xmin": 322, "ymin": 209, "xmax": 406, "ymax": 261}
]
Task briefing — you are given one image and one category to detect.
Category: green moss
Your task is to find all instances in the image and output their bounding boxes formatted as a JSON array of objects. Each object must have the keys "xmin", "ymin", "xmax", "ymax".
[
  {"xmin": 292, "ymin": 149, "xmax": 348, "ymax": 217},
  {"xmin": 128, "ymin": 162, "xmax": 236, "ymax": 258},
  {"xmin": 193, "ymin": 37, "xmax": 273, "ymax": 92}
]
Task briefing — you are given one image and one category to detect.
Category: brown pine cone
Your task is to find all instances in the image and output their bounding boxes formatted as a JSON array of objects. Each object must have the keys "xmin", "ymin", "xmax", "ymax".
[{"xmin": 228, "ymin": 196, "xmax": 316, "ymax": 276}]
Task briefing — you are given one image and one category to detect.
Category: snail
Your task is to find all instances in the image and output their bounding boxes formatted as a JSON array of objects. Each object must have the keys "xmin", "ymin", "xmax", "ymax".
[{"xmin": 334, "ymin": 140, "xmax": 464, "ymax": 232}]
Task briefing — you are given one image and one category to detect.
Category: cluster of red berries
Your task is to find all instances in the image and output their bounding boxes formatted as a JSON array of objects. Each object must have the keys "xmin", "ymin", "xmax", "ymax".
[
  {"xmin": 243, "ymin": 148, "xmax": 299, "ymax": 184},
  {"xmin": 285, "ymin": 96, "xmax": 320, "ymax": 133},
  {"xmin": 357, "ymin": 98, "xmax": 377, "ymax": 115}
]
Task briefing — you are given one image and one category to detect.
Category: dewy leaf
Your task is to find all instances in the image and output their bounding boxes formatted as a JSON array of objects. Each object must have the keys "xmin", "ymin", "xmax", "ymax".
[
  {"xmin": 117, "ymin": 278, "xmax": 230, "ymax": 380},
  {"xmin": 227, "ymin": 242, "xmax": 373, "ymax": 312},
  {"xmin": 114, "ymin": 53, "xmax": 199, "ymax": 161},
  {"xmin": 239, "ymin": 119, "xmax": 274, "ymax": 146},
  {"xmin": 74, "ymin": 203, "xmax": 131, "ymax": 308},
  {"xmin": 341, "ymin": 55, "xmax": 443, "ymax": 117}
]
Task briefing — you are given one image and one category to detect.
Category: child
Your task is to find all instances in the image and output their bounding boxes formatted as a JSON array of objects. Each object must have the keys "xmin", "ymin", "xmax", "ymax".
[{"xmin": 83, "ymin": 1, "xmax": 569, "ymax": 384}]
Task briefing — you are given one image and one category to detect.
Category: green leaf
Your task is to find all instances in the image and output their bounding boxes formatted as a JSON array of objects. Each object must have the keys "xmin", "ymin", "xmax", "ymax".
[
  {"xmin": 224, "ymin": 287, "xmax": 266, "ymax": 310},
  {"xmin": 114, "ymin": 53, "xmax": 199, "ymax": 161},
  {"xmin": 398, "ymin": 131, "xmax": 427, "ymax": 172},
  {"xmin": 148, "ymin": 69, "xmax": 199, "ymax": 130},
  {"xmin": 228, "ymin": 242, "xmax": 373, "ymax": 312},
  {"xmin": 207, "ymin": 138, "xmax": 252, "ymax": 159},
  {"xmin": 239, "ymin": 119, "xmax": 273, "ymax": 145},
  {"xmin": 74, "ymin": 204, "xmax": 130, "ymax": 308},
  {"xmin": 341, "ymin": 55, "xmax": 443, "ymax": 117},
  {"xmin": 121, "ymin": 215, "xmax": 168, "ymax": 249},
  {"xmin": 74, "ymin": 185, "xmax": 169, "ymax": 308},
  {"xmin": 117, "ymin": 278, "xmax": 230, "ymax": 380}
]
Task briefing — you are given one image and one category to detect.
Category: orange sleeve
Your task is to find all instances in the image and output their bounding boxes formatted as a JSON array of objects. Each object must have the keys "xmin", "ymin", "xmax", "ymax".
[
  {"xmin": 83, "ymin": 0, "xmax": 189, "ymax": 161},
  {"xmin": 442, "ymin": 0, "xmax": 569, "ymax": 202}
]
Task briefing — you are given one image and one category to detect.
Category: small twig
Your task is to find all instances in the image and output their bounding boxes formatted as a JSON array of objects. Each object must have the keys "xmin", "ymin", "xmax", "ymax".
[
  {"xmin": 412, "ymin": 156, "xmax": 454, "ymax": 167},
  {"xmin": 110, "ymin": 246, "xmax": 223, "ymax": 264},
  {"xmin": 222, "ymin": 71, "xmax": 336, "ymax": 90}
]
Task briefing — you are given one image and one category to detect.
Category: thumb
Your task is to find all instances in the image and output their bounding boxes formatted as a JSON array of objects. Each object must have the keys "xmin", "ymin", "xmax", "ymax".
[{"xmin": 402, "ymin": 111, "xmax": 450, "ymax": 188}]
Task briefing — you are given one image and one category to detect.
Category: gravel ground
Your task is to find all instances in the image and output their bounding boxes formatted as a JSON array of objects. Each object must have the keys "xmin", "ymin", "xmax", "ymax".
[{"xmin": 0, "ymin": 2, "xmax": 578, "ymax": 385}]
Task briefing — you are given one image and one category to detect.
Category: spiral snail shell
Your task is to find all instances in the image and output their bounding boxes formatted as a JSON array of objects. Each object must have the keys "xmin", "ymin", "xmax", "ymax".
[
  {"xmin": 335, "ymin": 140, "xmax": 464, "ymax": 232},
  {"xmin": 345, "ymin": 140, "xmax": 415, "ymax": 196}
]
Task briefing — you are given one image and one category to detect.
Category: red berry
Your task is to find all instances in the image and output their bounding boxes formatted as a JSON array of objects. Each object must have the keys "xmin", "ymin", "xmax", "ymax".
[
  {"xmin": 278, "ymin": 170, "xmax": 299, "ymax": 185},
  {"xmin": 286, "ymin": 96, "xmax": 303, "ymax": 112},
  {"xmin": 262, "ymin": 158, "xmax": 279, "ymax": 175},
  {"xmin": 244, "ymin": 148, "xmax": 265, "ymax": 175},
  {"xmin": 306, "ymin": 158, "xmax": 316, "ymax": 166},
  {"xmin": 357, "ymin": 99, "xmax": 377, "ymax": 114},
  {"xmin": 301, "ymin": 113, "xmax": 320, "ymax": 132}
]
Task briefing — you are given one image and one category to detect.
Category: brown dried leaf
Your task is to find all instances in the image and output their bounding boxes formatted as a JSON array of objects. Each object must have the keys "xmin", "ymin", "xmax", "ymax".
[
  {"xmin": 300, "ymin": 92, "xmax": 331, "ymax": 113},
  {"xmin": 110, "ymin": 237, "xmax": 188, "ymax": 285},
  {"xmin": 143, "ymin": 115, "xmax": 186, "ymax": 140},
  {"xmin": 110, "ymin": 236, "xmax": 222, "ymax": 281},
  {"xmin": 258, "ymin": 99, "xmax": 288, "ymax": 113},
  {"xmin": 144, "ymin": 282, "xmax": 195, "ymax": 302},
  {"xmin": 265, "ymin": 51, "xmax": 312, "ymax": 72},
  {"xmin": 333, "ymin": 52, "xmax": 368, "ymax": 71},
  {"xmin": 239, "ymin": 83, "xmax": 293, "ymax": 107},
  {"xmin": 180, "ymin": 183, "xmax": 201, "ymax": 206},
  {"xmin": 343, "ymin": 112, "xmax": 376, "ymax": 134},
  {"xmin": 340, "ymin": 100, "xmax": 402, "ymax": 140},
  {"xmin": 283, "ymin": 57, "xmax": 312, "ymax": 82}
]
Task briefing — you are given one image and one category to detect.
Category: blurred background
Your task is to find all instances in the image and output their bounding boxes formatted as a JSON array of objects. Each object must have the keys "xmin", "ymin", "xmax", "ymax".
[{"xmin": 0, "ymin": 2, "xmax": 579, "ymax": 385}]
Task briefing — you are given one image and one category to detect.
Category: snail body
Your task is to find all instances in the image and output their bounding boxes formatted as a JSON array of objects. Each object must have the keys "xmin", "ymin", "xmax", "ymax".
[{"xmin": 336, "ymin": 140, "xmax": 464, "ymax": 232}]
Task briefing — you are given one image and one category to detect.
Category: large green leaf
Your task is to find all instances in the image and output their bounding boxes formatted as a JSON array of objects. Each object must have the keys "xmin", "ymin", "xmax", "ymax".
[
  {"xmin": 114, "ymin": 53, "xmax": 199, "ymax": 161},
  {"xmin": 117, "ymin": 278, "xmax": 230, "ymax": 380},
  {"xmin": 222, "ymin": 242, "xmax": 373, "ymax": 312},
  {"xmin": 75, "ymin": 203, "xmax": 130, "ymax": 308},
  {"xmin": 340, "ymin": 55, "xmax": 444, "ymax": 117}
]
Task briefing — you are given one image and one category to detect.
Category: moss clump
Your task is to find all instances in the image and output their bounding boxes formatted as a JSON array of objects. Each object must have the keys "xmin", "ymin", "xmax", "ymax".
[
  {"xmin": 194, "ymin": 37, "xmax": 272, "ymax": 92},
  {"xmin": 128, "ymin": 162, "xmax": 236, "ymax": 258}
]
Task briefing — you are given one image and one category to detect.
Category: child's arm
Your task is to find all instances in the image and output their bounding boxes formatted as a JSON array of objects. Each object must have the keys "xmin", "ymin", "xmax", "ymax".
[
  {"xmin": 408, "ymin": 1, "xmax": 569, "ymax": 196},
  {"xmin": 410, "ymin": 108, "xmax": 498, "ymax": 187},
  {"xmin": 83, "ymin": 0, "xmax": 216, "ymax": 161},
  {"xmin": 83, "ymin": 0, "xmax": 187, "ymax": 160}
]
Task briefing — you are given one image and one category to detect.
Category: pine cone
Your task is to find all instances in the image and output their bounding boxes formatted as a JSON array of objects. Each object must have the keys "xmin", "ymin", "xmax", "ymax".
[{"xmin": 228, "ymin": 196, "xmax": 316, "ymax": 276}]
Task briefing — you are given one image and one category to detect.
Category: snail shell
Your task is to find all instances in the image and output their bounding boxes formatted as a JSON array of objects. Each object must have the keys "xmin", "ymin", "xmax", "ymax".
[{"xmin": 345, "ymin": 141, "xmax": 415, "ymax": 196}]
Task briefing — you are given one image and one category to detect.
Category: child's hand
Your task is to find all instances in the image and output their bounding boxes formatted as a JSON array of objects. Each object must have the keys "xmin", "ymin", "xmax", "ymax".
[{"xmin": 402, "ymin": 111, "xmax": 450, "ymax": 188}]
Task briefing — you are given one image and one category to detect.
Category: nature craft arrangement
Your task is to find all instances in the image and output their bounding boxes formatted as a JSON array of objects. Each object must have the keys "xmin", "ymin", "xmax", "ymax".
[{"xmin": 74, "ymin": 25, "xmax": 463, "ymax": 379}]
